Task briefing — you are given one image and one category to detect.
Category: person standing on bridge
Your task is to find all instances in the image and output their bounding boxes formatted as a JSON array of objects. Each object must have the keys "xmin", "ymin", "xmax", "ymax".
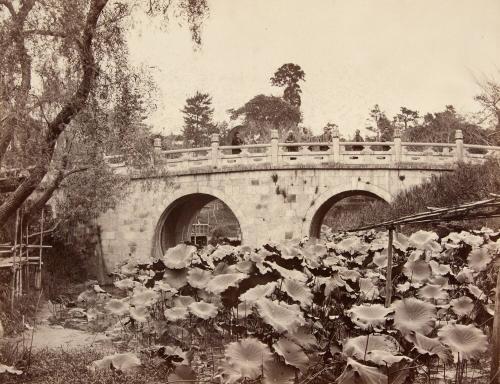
[
  {"xmin": 352, "ymin": 129, "xmax": 364, "ymax": 151},
  {"xmin": 285, "ymin": 130, "xmax": 298, "ymax": 152},
  {"xmin": 231, "ymin": 131, "xmax": 244, "ymax": 154}
]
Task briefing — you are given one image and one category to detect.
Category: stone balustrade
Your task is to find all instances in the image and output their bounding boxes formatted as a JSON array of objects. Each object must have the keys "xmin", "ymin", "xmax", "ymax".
[{"xmin": 105, "ymin": 129, "xmax": 500, "ymax": 173}]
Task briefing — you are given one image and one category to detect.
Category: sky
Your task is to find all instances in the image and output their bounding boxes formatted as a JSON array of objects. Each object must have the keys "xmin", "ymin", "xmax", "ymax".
[{"xmin": 127, "ymin": 0, "xmax": 500, "ymax": 136}]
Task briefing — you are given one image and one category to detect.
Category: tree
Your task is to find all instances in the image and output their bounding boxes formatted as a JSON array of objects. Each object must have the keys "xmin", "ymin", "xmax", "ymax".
[
  {"xmin": 12, "ymin": 67, "xmax": 154, "ymax": 236},
  {"xmin": 404, "ymin": 105, "xmax": 489, "ymax": 145},
  {"xmin": 181, "ymin": 91, "xmax": 217, "ymax": 147},
  {"xmin": 394, "ymin": 107, "xmax": 420, "ymax": 132},
  {"xmin": 475, "ymin": 77, "xmax": 500, "ymax": 132},
  {"xmin": 366, "ymin": 105, "xmax": 394, "ymax": 141},
  {"xmin": 0, "ymin": 0, "xmax": 208, "ymax": 226},
  {"xmin": 270, "ymin": 63, "xmax": 305, "ymax": 107},
  {"xmin": 215, "ymin": 120, "xmax": 230, "ymax": 143},
  {"xmin": 109, "ymin": 72, "xmax": 148, "ymax": 154},
  {"xmin": 229, "ymin": 94, "xmax": 302, "ymax": 141}
]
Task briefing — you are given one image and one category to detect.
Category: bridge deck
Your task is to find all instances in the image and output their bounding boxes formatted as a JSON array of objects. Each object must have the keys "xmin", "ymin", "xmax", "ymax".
[
  {"xmin": 128, "ymin": 161, "xmax": 458, "ymax": 179},
  {"xmin": 105, "ymin": 129, "xmax": 499, "ymax": 176}
]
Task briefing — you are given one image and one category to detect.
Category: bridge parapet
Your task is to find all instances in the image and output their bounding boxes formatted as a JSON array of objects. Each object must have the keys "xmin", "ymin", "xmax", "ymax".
[{"xmin": 106, "ymin": 129, "xmax": 500, "ymax": 172}]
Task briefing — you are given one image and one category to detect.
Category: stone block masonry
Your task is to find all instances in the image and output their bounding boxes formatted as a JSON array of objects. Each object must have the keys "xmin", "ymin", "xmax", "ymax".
[{"xmin": 98, "ymin": 164, "xmax": 455, "ymax": 271}]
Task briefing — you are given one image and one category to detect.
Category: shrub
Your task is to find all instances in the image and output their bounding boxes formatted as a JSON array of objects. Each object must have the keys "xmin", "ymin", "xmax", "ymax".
[
  {"xmin": 358, "ymin": 158, "xmax": 500, "ymax": 230},
  {"xmin": 0, "ymin": 277, "xmax": 39, "ymax": 336}
]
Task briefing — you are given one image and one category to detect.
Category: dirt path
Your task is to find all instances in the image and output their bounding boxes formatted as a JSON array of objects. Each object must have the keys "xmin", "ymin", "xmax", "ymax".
[
  {"xmin": 9, "ymin": 301, "xmax": 114, "ymax": 351},
  {"xmin": 28, "ymin": 325, "xmax": 111, "ymax": 350}
]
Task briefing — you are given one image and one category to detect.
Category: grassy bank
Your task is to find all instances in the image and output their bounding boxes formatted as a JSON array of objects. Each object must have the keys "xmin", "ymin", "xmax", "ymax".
[{"xmin": 1, "ymin": 348, "xmax": 171, "ymax": 384}]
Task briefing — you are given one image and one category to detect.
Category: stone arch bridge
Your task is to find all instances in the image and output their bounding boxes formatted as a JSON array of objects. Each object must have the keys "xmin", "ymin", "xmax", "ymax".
[{"xmin": 98, "ymin": 129, "xmax": 499, "ymax": 270}]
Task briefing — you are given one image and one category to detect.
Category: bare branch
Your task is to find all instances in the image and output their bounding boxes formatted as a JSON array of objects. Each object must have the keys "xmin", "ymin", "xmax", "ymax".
[
  {"xmin": 0, "ymin": 0, "xmax": 15, "ymax": 17},
  {"xmin": 27, "ymin": 220, "xmax": 60, "ymax": 239},
  {"xmin": 32, "ymin": 95, "xmax": 50, "ymax": 126},
  {"xmin": 23, "ymin": 29, "xmax": 67, "ymax": 38},
  {"xmin": 63, "ymin": 166, "xmax": 90, "ymax": 179}
]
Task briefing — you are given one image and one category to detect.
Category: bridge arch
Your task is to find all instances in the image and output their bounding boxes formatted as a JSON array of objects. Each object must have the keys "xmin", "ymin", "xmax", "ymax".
[
  {"xmin": 303, "ymin": 184, "xmax": 393, "ymax": 238},
  {"xmin": 152, "ymin": 186, "xmax": 246, "ymax": 257}
]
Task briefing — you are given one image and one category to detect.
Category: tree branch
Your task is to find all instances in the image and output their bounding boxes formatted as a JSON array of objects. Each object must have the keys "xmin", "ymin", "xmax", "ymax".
[
  {"xmin": 46, "ymin": 0, "xmax": 108, "ymax": 144},
  {"xmin": 14, "ymin": 0, "xmax": 35, "ymax": 107},
  {"xmin": 0, "ymin": 1, "xmax": 35, "ymax": 163},
  {"xmin": 23, "ymin": 29, "xmax": 67, "ymax": 38},
  {"xmin": 23, "ymin": 170, "xmax": 65, "ymax": 221},
  {"xmin": 0, "ymin": 111, "xmax": 14, "ymax": 161},
  {"xmin": 0, "ymin": 122, "xmax": 14, "ymax": 163},
  {"xmin": 0, "ymin": 0, "xmax": 109, "ymax": 226},
  {"xmin": 27, "ymin": 220, "xmax": 60, "ymax": 239},
  {"xmin": 63, "ymin": 166, "xmax": 90, "ymax": 178},
  {"xmin": 0, "ymin": 0, "xmax": 15, "ymax": 17},
  {"xmin": 23, "ymin": 164, "xmax": 89, "ymax": 223}
]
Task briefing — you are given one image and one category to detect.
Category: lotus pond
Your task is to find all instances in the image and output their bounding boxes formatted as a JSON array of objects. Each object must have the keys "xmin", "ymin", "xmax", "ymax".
[{"xmin": 3, "ymin": 228, "xmax": 499, "ymax": 383}]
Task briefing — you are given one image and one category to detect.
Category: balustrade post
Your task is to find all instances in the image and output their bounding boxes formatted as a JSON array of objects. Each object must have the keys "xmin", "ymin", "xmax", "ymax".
[
  {"xmin": 455, "ymin": 129, "xmax": 464, "ymax": 162},
  {"xmin": 211, "ymin": 133, "xmax": 220, "ymax": 168},
  {"xmin": 394, "ymin": 128, "xmax": 402, "ymax": 163},
  {"xmin": 270, "ymin": 129, "xmax": 279, "ymax": 165},
  {"xmin": 332, "ymin": 127, "xmax": 340, "ymax": 163},
  {"xmin": 153, "ymin": 137, "xmax": 162, "ymax": 167}
]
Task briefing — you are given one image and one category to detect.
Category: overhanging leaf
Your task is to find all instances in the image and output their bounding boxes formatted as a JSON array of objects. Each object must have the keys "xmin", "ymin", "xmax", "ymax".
[
  {"xmin": 273, "ymin": 337, "xmax": 309, "ymax": 372},
  {"xmin": 335, "ymin": 358, "xmax": 387, "ymax": 384}
]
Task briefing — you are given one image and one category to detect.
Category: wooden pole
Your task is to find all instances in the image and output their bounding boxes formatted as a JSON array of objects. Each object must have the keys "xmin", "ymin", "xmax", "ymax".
[
  {"xmin": 18, "ymin": 210, "xmax": 23, "ymax": 297},
  {"xmin": 491, "ymin": 263, "xmax": 500, "ymax": 383},
  {"xmin": 95, "ymin": 225, "xmax": 106, "ymax": 285},
  {"xmin": 36, "ymin": 209, "xmax": 44, "ymax": 290},
  {"xmin": 385, "ymin": 227, "xmax": 394, "ymax": 308},
  {"xmin": 25, "ymin": 220, "xmax": 29, "ymax": 292},
  {"xmin": 11, "ymin": 209, "xmax": 19, "ymax": 310}
]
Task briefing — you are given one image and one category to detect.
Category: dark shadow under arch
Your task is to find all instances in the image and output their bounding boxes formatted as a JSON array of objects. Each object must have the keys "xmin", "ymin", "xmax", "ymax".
[
  {"xmin": 309, "ymin": 190, "xmax": 387, "ymax": 238},
  {"xmin": 156, "ymin": 193, "xmax": 242, "ymax": 254}
]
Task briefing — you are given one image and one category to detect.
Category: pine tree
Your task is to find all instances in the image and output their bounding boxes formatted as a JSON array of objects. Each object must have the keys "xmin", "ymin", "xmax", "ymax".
[
  {"xmin": 181, "ymin": 92, "xmax": 216, "ymax": 146},
  {"xmin": 270, "ymin": 63, "xmax": 305, "ymax": 107},
  {"xmin": 366, "ymin": 104, "xmax": 394, "ymax": 141}
]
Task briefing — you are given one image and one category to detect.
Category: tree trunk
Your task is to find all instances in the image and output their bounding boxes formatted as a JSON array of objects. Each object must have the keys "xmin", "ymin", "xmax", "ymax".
[
  {"xmin": 22, "ymin": 170, "xmax": 64, "ymax": 224},
  {"xmin": 496, "ymin": 109, "xmax": 500, "ymax": 133},
  {"xmin": 0, "ymin": 168, "xmax": 45, "ymax": 226},
  {"xmin": 0, "ymin": 0, "xmax": 108, "ymax": 227},
  {"xmin": 23, "ymin": 165, "xmax": 89, "ymax": 224},
  {"xmin": 0, "ymin": 120, "xmax": 14, "ymax": 163}
]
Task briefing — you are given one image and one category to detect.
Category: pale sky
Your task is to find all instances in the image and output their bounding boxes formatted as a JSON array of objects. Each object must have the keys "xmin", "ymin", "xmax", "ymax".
[{"xmin": 127, "ymin": 0, "xmax": 500, "ymax": 136}]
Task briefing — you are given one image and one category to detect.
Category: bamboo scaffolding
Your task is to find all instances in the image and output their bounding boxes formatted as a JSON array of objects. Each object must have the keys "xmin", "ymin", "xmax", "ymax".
[
  {"xmin": 350, "ymin": 198, "xmax": 500, "ymax": 231},
  {"xmin": 25, "ymin": 219, "xmax": 29, "ymax": 291},
  {"xmin": 10, "ymin": 210, "xmax": 19, "ymax": 310},
  {"xmin": 4, "ymin": 208, "xmax": 52, "ymax": 308},
  {"xmin": 36, "ymin": 210, "xmax": 44, "ymax": 289}
]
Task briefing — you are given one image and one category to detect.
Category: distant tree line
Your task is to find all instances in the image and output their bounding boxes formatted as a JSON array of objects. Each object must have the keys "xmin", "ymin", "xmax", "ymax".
[
  {"xmin": 364, "ymin": 104, "xmax": 496, "ymax": 146},
  {"xmin": 178, "ymin": 64, "xmax": 500, "ymax": 149}
]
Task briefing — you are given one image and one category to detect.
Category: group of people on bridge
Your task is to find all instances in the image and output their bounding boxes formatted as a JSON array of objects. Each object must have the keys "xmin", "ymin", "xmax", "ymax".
[{"xmin": 230, "ymin": 127, "xmax": 372, "ymax": 154}]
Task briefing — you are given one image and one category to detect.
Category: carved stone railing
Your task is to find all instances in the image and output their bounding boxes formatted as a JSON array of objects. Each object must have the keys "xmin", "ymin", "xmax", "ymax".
[{"xmin": 106, "ymin": 129, "xmax": 500, "ymax": 172}]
